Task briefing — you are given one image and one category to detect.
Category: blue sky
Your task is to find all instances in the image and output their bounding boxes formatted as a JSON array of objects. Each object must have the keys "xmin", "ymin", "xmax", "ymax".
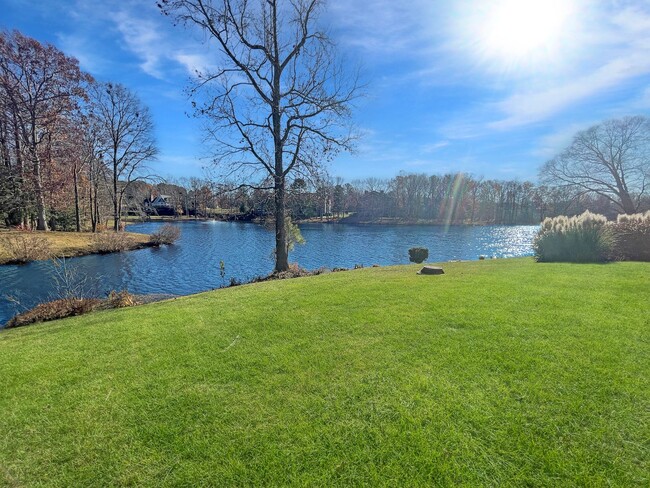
[{"xmin": 2, "ymin": 0, "xmax": 649, "ymax": 183}]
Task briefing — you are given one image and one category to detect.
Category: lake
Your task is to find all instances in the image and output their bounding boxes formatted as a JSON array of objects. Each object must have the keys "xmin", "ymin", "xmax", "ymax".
[{"xmin": 0, "ymin": 221, "xmax": 539, "ymax": 325}]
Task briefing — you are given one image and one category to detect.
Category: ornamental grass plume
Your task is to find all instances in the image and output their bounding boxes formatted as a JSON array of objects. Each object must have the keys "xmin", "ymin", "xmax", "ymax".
[
  {"xmin": 534, "ymin": 211, "xmax": 614, "ymax": 263},
  {"xmin": 611, "ymin": 211, "xmax": 650, "ymax": 261}
]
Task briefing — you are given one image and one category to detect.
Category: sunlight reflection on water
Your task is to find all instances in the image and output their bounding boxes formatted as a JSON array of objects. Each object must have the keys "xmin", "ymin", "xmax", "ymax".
[{"xmin": 0, "ymin": 222, "xmax": 538, "ymax": 324}]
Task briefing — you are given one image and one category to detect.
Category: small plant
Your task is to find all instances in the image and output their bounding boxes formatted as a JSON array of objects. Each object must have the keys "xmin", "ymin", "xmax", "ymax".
[
  {"xmin": 266, "ymin": 217, "xmax": 305, "ymax": 259},
  {"xmin": 150, "ymin": 224, "xmax": 181, "ymax": 245},
  {"xmin": 219, "ymin": 260, "xmax": 227, "ymax": 287},
  {"xmin": 92, "ymin": 231, "xmax": 136, "ymax": 253},
  {"xmin": 534, "ymin": 211, "xmax": 614, "ymax": 263},
  {"xmin": 50, "ymin": 257, "xmax": 95, "ymax": 300},
  {"xmin": 408, "ymin": 247, "xmax": 429, "ymax": 264},
  {"xmin": 3, "ymin": 233, "xmax": 52, "ymax": 263}
]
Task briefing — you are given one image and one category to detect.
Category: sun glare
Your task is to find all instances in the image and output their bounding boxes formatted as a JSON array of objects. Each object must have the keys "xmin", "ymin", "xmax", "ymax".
[{"xmin": 481, "ymin": 0, "xmax": 574, "ymax": 63}]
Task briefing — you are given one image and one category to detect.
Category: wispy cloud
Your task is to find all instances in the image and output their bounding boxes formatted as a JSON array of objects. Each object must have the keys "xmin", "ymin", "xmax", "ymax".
[
  {"xmin": 489, "ymin": 5, "xmax": 650, "ymax": 130},
  {"xmin": 331, "ymin": 0, "xmax": 650, "ymax": 136},
  {"xmin": 112, "ymin": 11, "xmax": 165, "ymax": 78}
]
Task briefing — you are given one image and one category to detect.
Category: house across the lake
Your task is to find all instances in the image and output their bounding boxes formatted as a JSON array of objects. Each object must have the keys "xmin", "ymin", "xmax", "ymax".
[
  {"xmin": 150, "ymin": 195, "xmax": 173, "ymax": 210},
  {"xmin": 143, "ymin": 194, "xmax": 178, "ymax": 216}
]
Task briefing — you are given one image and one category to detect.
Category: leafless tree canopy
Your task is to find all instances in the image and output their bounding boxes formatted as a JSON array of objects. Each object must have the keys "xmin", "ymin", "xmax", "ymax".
[
  {"xmin": 91, "ymin": 82, "xmax": 158, "ymax": 231},
  {"xmin": 159, "ymin": 0, "xmax": 360, "ymax": 271},
  {"xmin": 540, "ymin": 116, "xmax": 650, "ymax": 214}
]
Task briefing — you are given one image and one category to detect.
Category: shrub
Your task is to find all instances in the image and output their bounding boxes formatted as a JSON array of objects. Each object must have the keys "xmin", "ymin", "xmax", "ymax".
[
  {"xmin": 3, "ymin": 233, "xmax": 53, "ymax": 263},
  {"xmin": 92, "ymin": 231, "xmax": 136, "ymax": 253},
  {"xmin": 5, "ymin": 297, "xmax": 102, "ymax": 328},
  {"xmin": 150, "ymin": 224, "xmax": 181, "ymax": 245},
  {"xmin": 408, "ymin": 247, "xmax": 429, "ymax": 264},
  {"xmin": 48, "ymin": 210, "xmax": 77, "ymax": 231},
  {"xmin": 610, "ymin": 211, "xmax": 650, "ymax": 261},
  {"xmin": 106, "ymin": 290, "xmax": 141, "ymax": 308},
  {"xmin": 5, "ymin": 290, "xmax": 144, "ymax": 328},
  {"xmin": 534, "ymin": 211, "xmax": 614, "ymax": 263}
]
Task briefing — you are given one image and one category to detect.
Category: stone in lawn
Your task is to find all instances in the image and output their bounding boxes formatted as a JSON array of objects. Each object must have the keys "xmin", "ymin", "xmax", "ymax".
[{"xmin": 417, "ymin": 266, "xmax": 444, "ymax": 275}]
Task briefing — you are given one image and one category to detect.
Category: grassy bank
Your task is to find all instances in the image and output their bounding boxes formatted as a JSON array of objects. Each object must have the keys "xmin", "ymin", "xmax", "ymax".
[
  {"xmin": 1, "ymin": 259, "xmax": 648, "ymax": 486},
  {"xmin": 0, "ymin": 230, "xmax": 152, "ymax": 265}
]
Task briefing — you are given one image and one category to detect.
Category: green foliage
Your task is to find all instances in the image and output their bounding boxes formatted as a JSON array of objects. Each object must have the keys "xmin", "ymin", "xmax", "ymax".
[
  {"xmin": 1, "ymin": 259, "xmax": 648, "ymax": 485},
  {"xmin": 48, "ymin": 210, "xmax": 77, "ymax": 231},
  {"xmin": 534, "ymin": 211, "xmax": 615, "ymax": 262},
  {"xmin": 285, "ymin": 216, "xmax": 305, "ymax": 253},
  {"xmin": 408, "ymin": 246, "xmax": 429, "ymax": 263},
  {"xmin": 265, "ymin": 216, "xmax": 306, "ymax": 259}
]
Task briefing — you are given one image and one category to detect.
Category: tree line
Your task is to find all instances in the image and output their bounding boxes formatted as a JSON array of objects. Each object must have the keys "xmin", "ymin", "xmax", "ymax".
[
  {"xmin": 2, "ymin": 24, "xmax": 648, "ymax": 242},
  {"xmin": 213, "ymin": 172, "xmax": 643, "ymax": 225},
  {"xmin": 0, "ymin": 30, "xmax": 157, "ymax": 232}
]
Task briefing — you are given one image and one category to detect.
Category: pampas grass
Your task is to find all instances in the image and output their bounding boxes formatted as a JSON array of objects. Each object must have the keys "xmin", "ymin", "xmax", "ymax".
[{"xmin": 534, "ymin": 211, "xmax": 614, "ymax": 262}]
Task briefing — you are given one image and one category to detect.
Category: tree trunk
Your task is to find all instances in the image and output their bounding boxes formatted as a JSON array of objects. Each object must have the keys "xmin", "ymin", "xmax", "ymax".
[
  {"xmin": 274, "ymin": 176, "xmax": 288, "ymax": 273},
  {"xmin": 113, "ymin": 161, "xmax": 120, "ymax": 231},
  {"xmin": 73, "ymin": 164, "xmax": 81, "ymax": 232},
  {"xmin": 618, "ymin": 191, "xmax": 636, "ymax": 215},
  {"xmin": 93, "ymin": 183, "xmax": 100, "ymax": 232},
  {"xmin": 32, "ymin": 154, "xmax": 48, "ymax": 231},
  {"xmin": 89, "ymin": 184, "xmax": 96, "ymax": 232}
]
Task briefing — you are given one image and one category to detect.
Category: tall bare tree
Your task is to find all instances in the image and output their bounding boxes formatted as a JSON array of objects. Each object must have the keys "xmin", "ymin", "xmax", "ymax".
[
  {"xmin": 91, "ymin": 82, "xmax": 158, "ymax": 231},
  {"xmin": 159, "ymin": 0, "xmax": 359, "ymax": 272},
  {"xmin": 0, "ymin": 30, "xmax": 90, "ymax": 230},
  {"xmin": 540, "ymin": 116, "xmax": 650, "ymax": 215}
]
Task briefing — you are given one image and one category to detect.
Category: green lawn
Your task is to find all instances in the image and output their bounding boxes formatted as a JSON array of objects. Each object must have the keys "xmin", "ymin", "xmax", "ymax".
[{"xmin": 1, "ymin": 259, "xmax": 648, "ymax": 486}]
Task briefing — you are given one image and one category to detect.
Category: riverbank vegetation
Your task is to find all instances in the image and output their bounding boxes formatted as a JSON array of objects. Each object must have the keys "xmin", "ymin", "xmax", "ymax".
[
  {"xmin": 0, "ymin": 229, "xmax": 152, "ymax": 264},
  {"xmin": 0, "ymin": 258, "xmax": 648, "ymax": 485}
]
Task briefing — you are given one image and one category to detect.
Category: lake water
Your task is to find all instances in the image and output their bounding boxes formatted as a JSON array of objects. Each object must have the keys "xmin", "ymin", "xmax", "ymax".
[{"xmin": 0, "ymin": 221, "xmax": 539, "ymax": 325}]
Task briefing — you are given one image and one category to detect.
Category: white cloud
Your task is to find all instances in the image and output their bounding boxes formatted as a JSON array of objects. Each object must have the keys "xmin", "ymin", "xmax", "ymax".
[{"xmin": 112, "ymin": 11, "xmax": 165, "ymax": 78}]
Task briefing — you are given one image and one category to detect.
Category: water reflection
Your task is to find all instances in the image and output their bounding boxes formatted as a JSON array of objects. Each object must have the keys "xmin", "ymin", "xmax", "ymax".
[{"xmin": 0, "ymin": 222, "xmax": 538, "ymax": 325}]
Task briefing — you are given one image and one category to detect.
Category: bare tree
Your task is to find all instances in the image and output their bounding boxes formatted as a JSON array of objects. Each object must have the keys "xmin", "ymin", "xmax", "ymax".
[
  {"xmin": 159, "ymin": 0, "xmax": 360, "ymax": 272},
  {"xmin": 91, "ymin": 82, "xmax": 158, "ymax": 231},
  {"xmin": 540, "ymin": 116, "xmax": 650, "ymax": 215}
]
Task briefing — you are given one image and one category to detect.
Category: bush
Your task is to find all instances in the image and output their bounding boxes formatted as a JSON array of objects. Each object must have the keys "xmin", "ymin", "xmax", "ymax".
[
  {"xmin": 5, "ymin": 297, "xmax": 102, "ymax": 328},
  {"xmin": 408, "ymin": 247, "xmax": 429, "ymax": 264},
  {"xmin": 610, "ymin": 211, "xmax": 650, "ymax": 261},
  {"xmin": 5, "ymin": 290, "xmax": 144, "ymax": 328},
  {"xmin": 534, "ymin": 211, "xmax": 614, "ymax": 263},
  {"xmin": 48, "ymin": 210, "xmax": 77, "ymax": 231},
  {"xmin": 3, "ymin": 233, "xmax": 53, "ymax": 263},
  {"xmin": 106, "ymin": 290, "xmax": 141, "ymax": 308},
  {"xmin": 150, "ymin": 224, "xmax": 181, "ymax": 245},
  {"xmin": 92, "ymin": 231, "xmax": 136, "ymax": 253}
]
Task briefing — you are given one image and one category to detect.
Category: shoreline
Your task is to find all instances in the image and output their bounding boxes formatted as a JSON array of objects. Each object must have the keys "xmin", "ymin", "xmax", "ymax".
[{"xmin": 0, "ymin": 230, "xmax": 155, "ymax": 266}]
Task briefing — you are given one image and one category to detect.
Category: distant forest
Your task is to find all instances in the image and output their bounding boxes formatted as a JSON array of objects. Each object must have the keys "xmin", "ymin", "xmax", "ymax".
[{"xmin": 114, "ymin": 172, "xmax": 635, "ymax": 227}]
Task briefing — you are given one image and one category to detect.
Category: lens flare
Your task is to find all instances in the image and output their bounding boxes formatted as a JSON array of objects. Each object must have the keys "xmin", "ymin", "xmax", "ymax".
[{"xmin": 481, "ymin": 0, "xmax": 575, "ymax": 62}]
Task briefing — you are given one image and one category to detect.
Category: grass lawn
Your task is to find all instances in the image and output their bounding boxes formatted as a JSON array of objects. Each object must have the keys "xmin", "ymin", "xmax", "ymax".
[
  {"xmin": 0, "ymin": 230, "xmax": 151, "ymax": 264},
  {"xmin": 1, "ymin": 258, "xmax": 648, "ymax": 486}
]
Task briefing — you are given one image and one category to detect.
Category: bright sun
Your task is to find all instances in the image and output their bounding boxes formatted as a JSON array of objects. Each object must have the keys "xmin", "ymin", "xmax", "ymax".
[{"xmin": 481, "ymin": 0, "xmax": 575, "ymax": 62}]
